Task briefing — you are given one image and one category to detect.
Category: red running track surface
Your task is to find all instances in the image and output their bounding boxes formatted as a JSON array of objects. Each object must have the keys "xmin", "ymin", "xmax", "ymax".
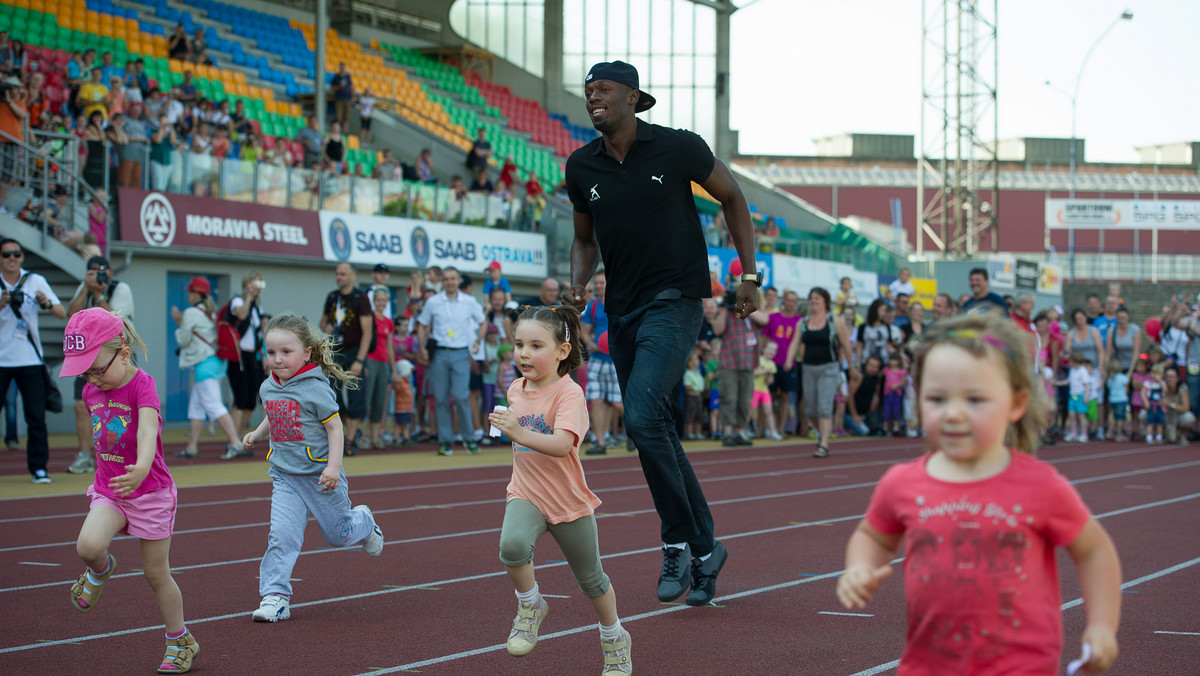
[{"xmin": 1, "ymin": 437, "xmax": 1199, "ymax": 674}]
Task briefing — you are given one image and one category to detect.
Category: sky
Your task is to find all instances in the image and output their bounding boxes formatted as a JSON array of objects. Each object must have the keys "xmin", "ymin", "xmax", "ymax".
[{"xmin": 728, "ymin": 0, "xmax": 1199, "ymax": 164}]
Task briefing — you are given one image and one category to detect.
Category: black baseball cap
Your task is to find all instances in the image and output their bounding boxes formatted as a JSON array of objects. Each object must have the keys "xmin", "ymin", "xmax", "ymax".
[
  {"xmin": 585, "ymin": 61, "xmax": 655, "ymax": 112},
  {"xmin": 373, "ymin": 263, "xmax": 388, "ymax": 273}
]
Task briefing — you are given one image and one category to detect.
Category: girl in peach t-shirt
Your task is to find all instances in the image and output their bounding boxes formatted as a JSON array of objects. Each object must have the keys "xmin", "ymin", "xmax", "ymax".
[{"xmin": 488, "ymin": 305, "xmax": 631, "ymax": 675}]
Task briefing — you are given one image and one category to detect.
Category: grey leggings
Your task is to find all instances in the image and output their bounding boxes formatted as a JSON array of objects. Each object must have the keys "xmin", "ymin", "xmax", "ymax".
[
  {"xmin": 498, "ymin": 498, "xmax": 611, "ymax": 598},
  {"xmin": 802, "ymin": 361, "xmax": 841, "ymax": 421}
]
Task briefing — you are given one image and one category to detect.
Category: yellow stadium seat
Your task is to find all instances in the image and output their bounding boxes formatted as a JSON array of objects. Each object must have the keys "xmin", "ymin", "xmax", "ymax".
[{"xmin": 346, "ymin": 135, "xmax": 359, "ymax": 150}]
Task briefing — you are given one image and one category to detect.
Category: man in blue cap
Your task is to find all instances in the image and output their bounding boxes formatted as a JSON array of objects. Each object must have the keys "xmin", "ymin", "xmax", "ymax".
[{"xmin": 562, "ymin": 61, "xmax": 760, "ymax": 607}]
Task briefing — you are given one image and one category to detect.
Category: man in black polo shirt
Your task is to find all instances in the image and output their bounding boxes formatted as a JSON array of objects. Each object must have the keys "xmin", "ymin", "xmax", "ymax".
[
  {"xmin": 321, "ymin": 262, "xmax": 374, "ymax": 454},
  {"xmin": 562, "ymin": 61, "xmax": 759, "ymax": 607}
]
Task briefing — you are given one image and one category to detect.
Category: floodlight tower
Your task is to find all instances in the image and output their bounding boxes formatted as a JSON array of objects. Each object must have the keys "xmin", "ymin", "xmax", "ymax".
[{"xmin": 916, "ymin": 0, "xmax": 999, "ymax": 258}]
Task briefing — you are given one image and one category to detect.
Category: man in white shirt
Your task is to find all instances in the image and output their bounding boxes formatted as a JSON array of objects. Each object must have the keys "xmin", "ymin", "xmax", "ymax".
[
  {"xmin": 887, "ymin": 267, "xmax": 915, "ymax": 300},
  {"xmin": 417, "ymin": 266, "xmax": 487, "ymax": 456},
  {"xmin": 0, "ymin": 239, "xmax": 67, "ymax": 484}
]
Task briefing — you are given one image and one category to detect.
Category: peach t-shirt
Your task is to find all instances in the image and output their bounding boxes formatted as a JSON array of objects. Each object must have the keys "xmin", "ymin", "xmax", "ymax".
[{"xmin": 504, "ymin": 375, "xmax": 599, "ymax": 523}]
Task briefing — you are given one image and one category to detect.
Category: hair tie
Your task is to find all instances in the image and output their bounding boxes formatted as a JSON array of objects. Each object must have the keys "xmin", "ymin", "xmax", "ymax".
[{"xmin": 944, "ymin": 329, "xmax": 1016, "ymax": 362}]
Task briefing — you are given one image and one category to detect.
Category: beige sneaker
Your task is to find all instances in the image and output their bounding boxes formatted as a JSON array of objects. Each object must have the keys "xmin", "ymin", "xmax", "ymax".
[
  {"xmin": 505, "ymin": 595, "xmax": 548, "ymax": 657},
  {"xmin": 157, "ymin": 630, "xmax": 200, "ymax": 673},
  {"xmin": 70, "ymin": 553, "xmax": 116, "ymax": 612},
  {"xmin": 601, "ymin": 628, "xmax": 633, "ymax": 675}
]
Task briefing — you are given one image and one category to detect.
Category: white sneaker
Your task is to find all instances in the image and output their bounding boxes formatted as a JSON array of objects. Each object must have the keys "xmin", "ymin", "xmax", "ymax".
[
  {"xmin": 252, "ymin": 594, "xmax": 291, "ymax": 622},
  {"xmin": 354, "ymin": 505, "xmax": 384, "ymax": 557},
  {"xmin": 66, "ymin": 452, "xmax": 96, "ymax": 474},
  {"xmin": 32, "ymin": 469, "xmax": 51, "ymax": 484}
]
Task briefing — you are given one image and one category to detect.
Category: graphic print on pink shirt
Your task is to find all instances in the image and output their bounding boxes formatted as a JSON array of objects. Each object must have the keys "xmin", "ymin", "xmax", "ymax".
[{"xmin": 266, "ymin": 399, "xmax": 305, "ymax": 442}]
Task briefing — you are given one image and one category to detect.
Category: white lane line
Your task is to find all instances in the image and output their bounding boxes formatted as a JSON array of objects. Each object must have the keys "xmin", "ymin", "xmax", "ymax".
[
  {"xmin": 16, "ymin": 562, "xmax": 60, "ymax": 567},
  {"xmin": 819, "ymin": 611, "xmax": 873, "ymax": 617},
  {"xmin": 1154, "ymin": 631, "xmax": 1200, "ymax": 636}
]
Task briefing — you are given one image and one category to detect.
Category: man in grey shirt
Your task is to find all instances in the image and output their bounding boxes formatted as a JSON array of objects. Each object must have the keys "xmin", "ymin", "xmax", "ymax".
[{"xmin": 295, "ymin": 115, "xmax": 323, "ymax": 168}]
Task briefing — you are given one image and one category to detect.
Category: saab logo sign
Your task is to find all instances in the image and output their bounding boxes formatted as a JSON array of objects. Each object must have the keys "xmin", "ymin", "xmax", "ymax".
[
  {"xmin": 410, "ymin": 227, "xmax": 430, "ymax": 269},
  {"xmin": 140, "ymin": 192, "xmax": 176, "ymax": 247},
  {"xmin": 328, "ymin": 218, "xmax": 352, "ymax": 260}
]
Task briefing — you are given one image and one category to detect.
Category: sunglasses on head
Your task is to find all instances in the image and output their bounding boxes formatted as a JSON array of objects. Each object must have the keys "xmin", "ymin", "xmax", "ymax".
[{"xmin": 1, "ymin": 250, "xmax": 24, "ymax": 258}]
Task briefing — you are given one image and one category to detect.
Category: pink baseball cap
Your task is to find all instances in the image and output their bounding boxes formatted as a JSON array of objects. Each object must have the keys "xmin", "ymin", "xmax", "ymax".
[{"xmin": 60, "ymin": 308, "xmax": 125, "ymax": 377}]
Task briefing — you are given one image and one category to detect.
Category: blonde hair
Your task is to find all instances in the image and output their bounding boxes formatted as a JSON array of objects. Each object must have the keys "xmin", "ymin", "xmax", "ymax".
[
  {"xmin": 913, "ymin": 311, "xmax": 1050, "ymax": 454},
  {"xmin": 264, "ymin": 314, "xmax": 359, "ymax": 388}
]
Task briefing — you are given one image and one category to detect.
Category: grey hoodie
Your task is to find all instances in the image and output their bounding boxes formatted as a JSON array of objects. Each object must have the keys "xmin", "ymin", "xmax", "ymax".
[{"xmin": 259, "ymin": 364, "xmax": 339, "ymax": 475}]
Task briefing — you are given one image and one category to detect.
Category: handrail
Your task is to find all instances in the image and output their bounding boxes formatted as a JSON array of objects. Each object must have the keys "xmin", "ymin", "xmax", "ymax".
[{"xmin": 0, "ymin": 128, "xmax": 109, "ymax": 254}]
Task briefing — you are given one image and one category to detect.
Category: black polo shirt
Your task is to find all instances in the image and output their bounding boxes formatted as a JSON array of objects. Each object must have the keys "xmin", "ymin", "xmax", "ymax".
[{"xmin": 565, "ymin": 119, "xmax": 714, "ymax": 316}]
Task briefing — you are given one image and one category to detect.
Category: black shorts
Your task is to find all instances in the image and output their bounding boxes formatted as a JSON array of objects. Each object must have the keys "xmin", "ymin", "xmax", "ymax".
[
  {"xmin": 770, "ymin": 363, "xmax": 800, "ymax": 396},
  {"xmin": 359, "ymin": 117, "xmax": 372, "ymax": 130}
]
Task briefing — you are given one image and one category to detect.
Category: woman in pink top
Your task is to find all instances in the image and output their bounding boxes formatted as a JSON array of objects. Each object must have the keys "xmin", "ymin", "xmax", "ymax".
[
  {"xmin": 488, "ymin": 305, "xmax": 632, "ymax": 675},
  {"xmin": 59, "ymin": 308, "xmax": 199, "ymax": 673}
]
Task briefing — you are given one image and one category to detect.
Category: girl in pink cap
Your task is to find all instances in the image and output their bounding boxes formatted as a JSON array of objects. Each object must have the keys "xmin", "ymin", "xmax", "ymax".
[{"xmin": 59, "ymin": 307, "xmax": 199, "ymax": 674}]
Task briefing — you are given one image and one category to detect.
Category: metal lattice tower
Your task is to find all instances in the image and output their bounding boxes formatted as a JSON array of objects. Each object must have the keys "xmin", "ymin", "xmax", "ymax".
[{"xmin": 917, "ymin": 0, "xmax": 999, "ymax": 258}]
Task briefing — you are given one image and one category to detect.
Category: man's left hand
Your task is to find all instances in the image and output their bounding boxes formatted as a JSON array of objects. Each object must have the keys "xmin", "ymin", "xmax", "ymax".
[
  {"xmin": 563, "ymin": 285, "xmax": 587, "ymax": 312},
  {"xmin": 734, "ymin": 284, "xmax": 759, "ymax": 319}
]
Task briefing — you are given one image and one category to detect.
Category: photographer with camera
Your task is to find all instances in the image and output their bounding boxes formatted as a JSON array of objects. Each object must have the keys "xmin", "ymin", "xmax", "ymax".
[
  {"xmin": 226, "ymin": 271, "xmax": 267, "ymax": 437},
  {"xmin": 65, "ymin": 255, "xmax": 134, "ymax": 474},
  {"xmin": 1, "ymin": 239, "xmax": 66, "ymax": 484}
]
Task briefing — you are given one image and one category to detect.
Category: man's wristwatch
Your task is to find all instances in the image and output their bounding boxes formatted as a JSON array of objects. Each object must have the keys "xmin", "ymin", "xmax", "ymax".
[{"xmin": 740, "ymin": 271, "xmax": 763, "ymax": 288}]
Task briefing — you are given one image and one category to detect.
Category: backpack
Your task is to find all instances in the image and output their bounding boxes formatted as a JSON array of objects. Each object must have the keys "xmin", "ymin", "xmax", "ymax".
[{"xmin": 211, "ymin": 301, "xmax": 244, "ymax": 362}]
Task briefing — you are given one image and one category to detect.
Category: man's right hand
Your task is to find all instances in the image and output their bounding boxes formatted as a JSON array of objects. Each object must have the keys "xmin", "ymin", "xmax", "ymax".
[{"xmin": 563, "ymin": 285, "xmax": 587, "ymax": 311}]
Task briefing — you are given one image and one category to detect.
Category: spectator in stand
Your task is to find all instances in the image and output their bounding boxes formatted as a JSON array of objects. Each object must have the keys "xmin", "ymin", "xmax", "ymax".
[
  {"xmin": 525, "ymin": 277, "xmax": 560, "ymax": 308},
  {"xmin": 0, "ymin": 77, "xmax": 27, "ymax": 208},
  {"xmin": 189, "ymin": 28, "xmax": 207, "ymax": 65},
  {"xmin": 887, "ymin": 267, "xmax": 915, "ymax": 300},
  {"xmin": 64, "ymin": 255, "xmax": 134, "ymax": 474},
  {"xmin": 497, "ymin": 155, "xmax": 518, "ymax": 192},
  {"xmin": 763, "ymin": 289, "xmax": 802, "ymax": 436},
  {"xmin": 905, "ymin": 301, "xmax": 927, "ymax": 346},
  {"xmin": 225, "ymin": 271, "xmax": 267, "ymax": 436},
  {"xmin": 105, "ymin": 113, "xmax": 132, "ymax": 186},
  {"xmin": 467, "ymin": 166, "xmax": 493, "ymax": 194},
  {"xmin": 356, "ymin": 87, "xmax": 375, "ymax": 146},
  {"xmin": 0, "ymin": 32, "xmax": 15, "ymax": 77},
  {"xmin": 581, "ymin": 270, "xmax": 626, "ymax": 454},
  {"xmin": 296, "ymin": 115, "xmax": 322, "ymax": 169},
  {"xmin": 448, "ymin": 174, "xmax": 467, "ymax": 200},
  {"xmin": 1064, "ymin": 307, "xmax": 1105, "ymax": 439},
  {"xmin": 376, "ymin": 148, "xmax": 399, "ymax": 180},
  {"xmin": 98, "ymin": 52, "xmax": 120, "ymax": 85},
  {"xmin": 1010, "ymin": 293, "xmax": 1036, "ymax": 335},
  {"xmin": 149, "ymin": 113, "xmax": 182, "ymax": 191},
  {"xmin": 81, "ymin": 111, "xmax": 108, "ymax": 191},
  {"xmin": 846, "ymin": 354, "xmax": 883, "ymax": 436},
  {"xmin": 856, "ymin": 299, "xmax": 893, "ymax": 366},
  {"xmin": 466, "ymin": 126, "xmax": 491, "ymax": 171},
  {"xmin": 66, "ymin": 50, "xmax": 88, "ymax": 115},
  {"xmin": 362, "ymin": 288, "xmax": 396, "ymax": 450},
  {"xmin": 168, "ymin": 25, "xmax": 190, "ymax": 61},
  {"xmin": 1162, "ymin": 367, "xmax": 1194, "ymax": 444},
  {"xmin": 786, "ymin": 287, "xmax": 857, "ymax": 458},
  {"xmin": 960, "ymin": 267, "xmax": 1008, "ymax": 316},
  {"xmin": 177, "ymin": 70, "xmax": 197, "ymax": 107},
  {"xmin": 930, "ymin": 292, "xmax": 956, "ymax": 322},
  {"xmin": 482, "ymin": 261, "xmax": 511, "ymax": 303},
  {"xmin": 209, "ymin": 126, "xmax": 231, "ymax": 160},
  {"xmin": 77, "ymin": 68, "xmax": 109, "ymax": 120},
  {"xmin": 164, "ymin": 87, "xmax": 185, "ymax": 133},
  {"xmin": 415, "ymin": 148, "xmax": 436, "ymax": 184},
  {"xmin": 1093, "ymin": 295, "xmax": 1120, "ymax": 341},
  {"xmin": 1104, "ymin": 306, "xmax": 1141, "ymax": 377},
  {"xmin": 24, "ymin": 71, "xmax": 45, "ymax": 124},
  {"xmin": 835, "ymin": 276, "xmax": 859, "ymax": 316},
  {"xmin": 891, "ymin": 293, "xmax": 911, "ymax": 331},
  {"xmin": 322, "ymin": 120, "xmax": 345, "ymax": 174},
  {"xmin": 123, "ymin": 59, "xmax": 148, "ymax": 102},
  {"xmin": 0, "ymin": 239, "xmax": 67, "ymax": 484},
  {"xmin": 520, "ymin": 172, "xmax": 546, "ymax": 230},
  {"xmin": 1160, "ymin": 314, "xmax": 1190, "ymax": 370},
  {"xmin": 143, "ymin": 87, "xmax": 165, "ymax": 127},
  {"xmin": 106, "ymin": 75, "xmax": 126, "ymax": 117},
  {"xmin": 331, "ymin": 62, "xmax": 354, "ymax": 129},
  {"xmin": 211, "ymin": 100, "xmax": 232, "ymax": 131},
  {"xmin": 239, "ymin": 130, "xmax": 263, "ymax": 162},
  {"xmin": 118, "ymin": 102, "xmax": 148, "ymax": 189},
  {"xmin": 230, "ymin": 99, "xmax": 252, "ymax": 139},
  {"xmin": 1084, "ymin": 293, "xmax": 1102, "ymax": 324}
]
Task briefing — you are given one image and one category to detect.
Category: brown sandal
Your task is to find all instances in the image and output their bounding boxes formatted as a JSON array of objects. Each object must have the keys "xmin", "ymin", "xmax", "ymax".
[
  {"xmin": 70, "ymin": 553, "xmax": 116, "ymax": 612},
  {"xmin": 812, "ymin": 445, "xmax": 829, "ymax": 458},
  {"xmin": 157, "ymin": 631, "xmax": 200, "ymax": 674}
]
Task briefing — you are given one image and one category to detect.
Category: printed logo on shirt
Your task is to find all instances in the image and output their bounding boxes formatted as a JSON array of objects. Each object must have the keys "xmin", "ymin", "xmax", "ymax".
[
  {"xmin": 265, "ymin": 399, "xmax": 306, "ymax": 442},
  {"xmin": 651, "ymin": 174, "xmax": 663, "ymax": 184},
  {"xmin": 513, "ymin": 412, "xmax": 552, "ymax": 453},
  {"xmin": 589, "ymin": 184, "xmax": 601, "ymax": 202}
]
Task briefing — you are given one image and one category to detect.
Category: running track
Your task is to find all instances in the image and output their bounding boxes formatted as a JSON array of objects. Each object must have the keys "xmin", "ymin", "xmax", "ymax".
[{"xmin": 1, "ymin": 437, "xmax": 1198, "ymax": 674}]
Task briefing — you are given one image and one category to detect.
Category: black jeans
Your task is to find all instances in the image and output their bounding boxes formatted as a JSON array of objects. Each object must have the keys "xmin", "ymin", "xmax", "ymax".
[
  {"xmin": 0, "ymin": 365, "xmax": 49, "ymax": 476},
  {"xmin": 609, "ymin": 296, "xmax": 714, "ymax": 555}
]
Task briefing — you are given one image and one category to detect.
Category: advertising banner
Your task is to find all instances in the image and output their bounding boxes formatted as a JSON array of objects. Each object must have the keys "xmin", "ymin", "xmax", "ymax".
[
  {"xmin": 987, "ymin": 255, "xmax": 1016, "ymax": 290},
  {"xmin": 1015, "ymin": 259, "xmax": 1039, "ymax": 291},
  {"xmin": 118, "ymin": 188, "xmax": 324, "ymax": 258},
  {"xmin": 769, "ymin": 253, "xmax": 853, "ymax": 297},
  {"xmin": 909, "ymin": 277, "xmax": 938, "ymax": 311},
  {"xmin": 319, "ymin": 212, "xmax": 548, "ymax": 279},
  {"xmin": 1045, "ymin": 199, "xmax": 1200, "ymax": 230},
  {"xmin": 1037, "ymin": 262, "xmax": 1063, "ymax": 295}
]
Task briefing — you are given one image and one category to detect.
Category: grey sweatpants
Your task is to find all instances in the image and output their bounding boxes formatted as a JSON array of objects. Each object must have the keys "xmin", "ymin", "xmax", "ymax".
[{"xmin": 259, "ymin": 465, "xmax": 377, "ymax": 597}]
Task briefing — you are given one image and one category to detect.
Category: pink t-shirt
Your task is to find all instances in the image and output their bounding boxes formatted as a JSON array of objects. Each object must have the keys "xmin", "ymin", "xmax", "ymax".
[
  {"xmin": 763, "ymin": 312, "xmax": 802, "ymax": 367},
  {"xmin": 1129, "ymin": 371, "xmax": 1149, "ymax": 408},
  {"xmin": 83, "ymin": 370, "xmax": 174, "ymax": 500},
  {"xmin": 866, "ymin": 451, "xmax": 1091, "ymax": 676},
  {"xmin": 883, "ymin": 367, "xmax": 907, "ymax": 394},
  {"xmin": 505, "ymin": 375, "xmax": 599, "ymax": 524}
]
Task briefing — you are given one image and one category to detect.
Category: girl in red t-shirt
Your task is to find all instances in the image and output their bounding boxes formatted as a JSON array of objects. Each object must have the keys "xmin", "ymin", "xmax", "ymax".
[
  {"xmin": 836, "ymin": 313, "xmax": 1122, "ymax": 675},
  {"xmin": 488, "ymin": 305, "xmax": 631, "ymax": 675}
]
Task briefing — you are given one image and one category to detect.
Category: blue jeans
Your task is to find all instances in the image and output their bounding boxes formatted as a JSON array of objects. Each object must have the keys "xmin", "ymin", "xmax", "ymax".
[
  {"xmin": 608, "ymin": 296, "xmax": 715, "ymax": 555},
  {"xmin": 843, "ymin": 413, "xmax": 869, "ymax": 436},
  {"xmin": 429, "ymin": 347, "xmax": 474, "ymax": 443}
]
